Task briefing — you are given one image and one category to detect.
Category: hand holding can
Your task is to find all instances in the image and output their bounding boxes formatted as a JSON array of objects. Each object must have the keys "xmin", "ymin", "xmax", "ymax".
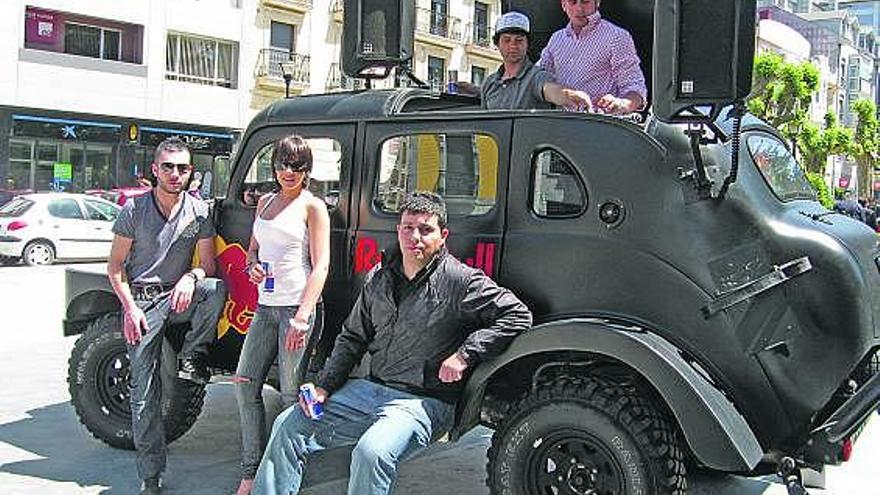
[{"xmin": 299, "ymin": 383, "xmax": 324, "ymax": 419}]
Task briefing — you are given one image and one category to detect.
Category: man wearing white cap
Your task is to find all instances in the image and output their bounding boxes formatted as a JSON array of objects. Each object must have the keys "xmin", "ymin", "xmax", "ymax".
[
  {"xmin": 539, "ymin": 0, "xmax": 647, "ymax": 114},
  {"xmin": 481, "ymin": 11, "xmax": 591, "ymax": 110}
]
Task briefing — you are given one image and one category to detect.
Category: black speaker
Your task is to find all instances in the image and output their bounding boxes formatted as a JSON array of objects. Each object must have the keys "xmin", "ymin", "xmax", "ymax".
[
  {"xmin": 653, "ymin": 0, "xmax": 756, "ymax": 122},
  {"xmin": 342, "ymin": 0, "xmax": 415, "ymax": 78}
]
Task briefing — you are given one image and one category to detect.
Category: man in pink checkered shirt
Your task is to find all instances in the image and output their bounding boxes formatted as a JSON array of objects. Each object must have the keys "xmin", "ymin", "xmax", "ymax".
[{"xmin": 539, "ymin": 0, "xmax": 647, "ymax": 115}]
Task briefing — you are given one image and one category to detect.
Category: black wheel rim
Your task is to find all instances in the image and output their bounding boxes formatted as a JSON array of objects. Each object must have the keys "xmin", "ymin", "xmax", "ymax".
[
  {"xmin": 96, "ymin": 348, "xmax": 132, "ymax": 420},
  {"xmin": 525, "ymin": 429, "xmax": 626, "ymax": 495}
]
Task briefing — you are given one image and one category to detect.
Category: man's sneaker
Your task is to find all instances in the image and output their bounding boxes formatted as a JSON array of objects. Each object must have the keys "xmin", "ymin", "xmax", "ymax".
[
  {"xmin": 178, "ymin": 356, "xmax": 211, "ymax": 384},
  {"xmin": 140, "ymin": 476, "xmax": 163, "ymax": 494}
]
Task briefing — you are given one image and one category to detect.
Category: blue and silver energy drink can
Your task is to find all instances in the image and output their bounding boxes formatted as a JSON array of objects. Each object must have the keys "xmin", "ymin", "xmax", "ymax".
[
  {"xmin": 261, "ymin": 261, "xmax": 275, "ymax": 293},
  {"xmin": 299, "ymin": 383, "xmax": 323, "ymax": 419}
]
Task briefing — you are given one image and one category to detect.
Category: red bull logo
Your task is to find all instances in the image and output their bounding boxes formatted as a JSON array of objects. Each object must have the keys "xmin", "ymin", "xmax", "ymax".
[
  {"xmin": 354, "ymin": 236, "xmax": 496, "ymax": 278},
  {"xmin": 214, "ymin": 237, "xmax": 258, "ymax": 338}
]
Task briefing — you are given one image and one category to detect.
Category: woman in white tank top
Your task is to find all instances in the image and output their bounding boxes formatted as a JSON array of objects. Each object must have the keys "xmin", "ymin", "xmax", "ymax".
[{"xmin": 233, "ymin": 135, "xmax": 330, "ymax": 495}]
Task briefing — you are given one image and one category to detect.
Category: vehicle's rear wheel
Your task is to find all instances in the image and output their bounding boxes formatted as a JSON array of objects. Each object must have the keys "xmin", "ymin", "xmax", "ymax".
[
  {"xmin": 0, "ymin": 256, "xmax": 18, "ymax": 266},
  {"xmin": 67, "ymin": 313, "xmax": 206, "ymax": 450},
  {"xmin": 23, "ymin": 240, "xmax": 54, "ymax": 266},
  {"xmin": 487, "ymin": 374, "xmax": 687, "ymax": 495}
]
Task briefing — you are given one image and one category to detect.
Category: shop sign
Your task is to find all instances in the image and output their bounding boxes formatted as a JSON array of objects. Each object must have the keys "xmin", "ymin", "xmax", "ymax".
[
  {"xmin": 140, "ymin": 127, "xmax": 233, "ymax": 154},
  {"xmin": 12, "ymin": 115, "xmax": 121, "ymax": 144},
  {"xmin": 53, "ymin": 162, "xmax": 73, "ymax": 182},
  {"xmin": 128, "ymin": 123, "xmax": 139, "ymax": 143},
  {"xmin": 25, "ymin": 7, "xmax": 60, "ymax": 44}
]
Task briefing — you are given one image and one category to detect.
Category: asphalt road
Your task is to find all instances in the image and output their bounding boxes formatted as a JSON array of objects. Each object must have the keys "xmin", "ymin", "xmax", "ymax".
[{"xmin": 0, "ymin": 263, "xmax": 877, "ymax": 494}]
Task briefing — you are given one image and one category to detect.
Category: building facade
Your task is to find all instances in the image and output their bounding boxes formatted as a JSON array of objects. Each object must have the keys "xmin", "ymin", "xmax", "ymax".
[{"xmin": 1, "ymin": 0, "xmax": 502, "ymax": 194}]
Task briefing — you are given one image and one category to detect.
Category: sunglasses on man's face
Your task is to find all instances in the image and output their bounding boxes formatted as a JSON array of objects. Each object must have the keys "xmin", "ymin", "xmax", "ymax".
[
  {"xmin": 274, "ymin": 160, "xmax": 309, "ymax": 172},
  {"xmin": 158, "ymin": 162, "xmax": 193, "ymax": 174}
]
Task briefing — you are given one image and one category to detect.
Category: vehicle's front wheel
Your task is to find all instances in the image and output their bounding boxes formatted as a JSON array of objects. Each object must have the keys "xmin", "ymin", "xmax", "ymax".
[
  {"xmin": 23, "ymin": 240, "xmax": 54, "ymax": 266},
  {"xmin": 487, "ymin": 375, "xmax": 687, "ymax": 495},
  {"xmin": 67, "ymin": 313, "xmax": 207, "ymax": 449}
]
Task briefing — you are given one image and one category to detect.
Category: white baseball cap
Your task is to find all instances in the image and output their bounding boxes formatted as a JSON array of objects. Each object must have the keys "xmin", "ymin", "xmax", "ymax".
[{"xmin": 494, "ymin": 11, "xmax": 530, "ymax": 44}]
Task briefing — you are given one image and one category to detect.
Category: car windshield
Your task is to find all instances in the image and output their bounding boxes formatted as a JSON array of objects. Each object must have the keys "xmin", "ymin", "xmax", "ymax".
[
  {"xmin": 747, "ymin": 134, "xmax": 816, "ymax": 202},
  {"xmin": 0, "ymin": 197, "xmax": 34, "ymax": 217}
]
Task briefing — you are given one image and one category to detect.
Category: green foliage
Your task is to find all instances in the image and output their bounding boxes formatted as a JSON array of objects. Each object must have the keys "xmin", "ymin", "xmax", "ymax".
[
  {"xmin": 806, "ymin": 171, "xmax": 834, "ymax": 209},
  {"xmin": 796, "ymin": 113, "xmax": 853, "ymax": 175},
  {"xmin": 749, "ymin": 52, "xmax": 820, "ymax": 143},
  {"xmin": 852, "ymin": 99, "xmax": 879, "ymax": 195}
]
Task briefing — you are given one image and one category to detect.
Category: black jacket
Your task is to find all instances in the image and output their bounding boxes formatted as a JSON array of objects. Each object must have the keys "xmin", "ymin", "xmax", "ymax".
[{"xmin": 316, "ymin": 247, "xmax": 532, "ymax": 403}]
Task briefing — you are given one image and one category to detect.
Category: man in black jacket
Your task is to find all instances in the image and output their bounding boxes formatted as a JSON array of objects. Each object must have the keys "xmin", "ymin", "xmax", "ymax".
[{"xmin": 252, "ymin": 191, "xmax": 532, "ymax": 495}]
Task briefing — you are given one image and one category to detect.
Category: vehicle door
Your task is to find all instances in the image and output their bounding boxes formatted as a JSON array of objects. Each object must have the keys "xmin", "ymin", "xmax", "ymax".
[
  {"xmin": 354, "ymin": 117, "xmax": 511, "ymax": 287},
  {"xmin": 81, "ymin": 198, "xmax": 120, "ymax": 258},
  {"xmin": 213, "ymin": 124, "xmax": 356, "ymax": 369},
  {"xmin": 45, "ymin": 197, "xmax": 92, "ymax": 259}
]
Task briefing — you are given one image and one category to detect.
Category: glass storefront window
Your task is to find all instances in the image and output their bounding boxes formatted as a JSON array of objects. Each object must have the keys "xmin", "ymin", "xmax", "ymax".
[{"xmin": 8, "ymin": 140, "xmax": 33, "ymax": 190}]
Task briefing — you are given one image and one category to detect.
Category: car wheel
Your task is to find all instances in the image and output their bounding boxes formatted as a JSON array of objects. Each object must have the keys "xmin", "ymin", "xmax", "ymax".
[
  {"xmin": 487, "ymin": 374, "xmax": 687, "ymax": 495},
  {"xmin": 0, "ymin": 256, "xmax": 18, "ymax": 266},
  {"xmin": 67, "ymin": 313, "xmax": 207, "ymax": 449},
  {"xmin": 23, "ymin": 240, "xmax": 55, "ymax": 266}
]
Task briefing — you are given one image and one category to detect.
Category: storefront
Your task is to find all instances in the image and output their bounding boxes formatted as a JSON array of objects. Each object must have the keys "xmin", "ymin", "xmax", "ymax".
[{"xmin": 0, "ymin": 107, "xmax": 237, "ymax": 195}]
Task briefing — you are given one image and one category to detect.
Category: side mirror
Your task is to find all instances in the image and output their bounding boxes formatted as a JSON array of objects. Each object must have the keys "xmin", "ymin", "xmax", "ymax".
[{"xmin": 652, "ymin": 0, "xmax": 756, "ymax": 123}]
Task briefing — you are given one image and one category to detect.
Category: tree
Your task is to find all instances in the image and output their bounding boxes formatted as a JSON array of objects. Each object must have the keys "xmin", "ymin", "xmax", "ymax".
[
  {"xmin": 798, "ymin": 112, "xmax": 854, "ymax": 175},
  {"xmin": 852, "ymin": 99, "xmax": 879, "ymax": 197},
  {"xmin": 748, "ymin": 52, "xmax": 820, "ymax": 145}
]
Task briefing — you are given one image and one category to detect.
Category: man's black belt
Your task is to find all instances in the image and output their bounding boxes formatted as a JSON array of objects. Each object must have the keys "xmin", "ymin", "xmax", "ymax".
[{"xmin": 130, "ymin": 283, "xmax": 175, "ymax": 301}]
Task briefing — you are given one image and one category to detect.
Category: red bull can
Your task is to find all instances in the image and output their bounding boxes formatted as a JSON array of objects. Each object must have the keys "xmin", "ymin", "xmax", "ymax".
[
  {"xmin": 261, "ymin": 261, "xmax": 275, "ymax": 293},
  {"xmin": 299, "ymin": 383, "xmax": 323, "ymax": 419}
]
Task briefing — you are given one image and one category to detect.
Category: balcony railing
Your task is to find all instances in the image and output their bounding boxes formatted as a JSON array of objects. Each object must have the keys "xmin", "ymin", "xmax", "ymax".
[
  {"xmin": 326, "ymin": 62, "xmax": 365, "ymax": 91},
  {"xmin": 416, "ymin": 7, "xmax": 462, "ymax": 42},
  {"xmin": 466, "ymin": 23, "xmax": 492, "ymax": 48},
  {"xmin": 257, "ymin": 48, "xmax": 310, "ymax": 84}
]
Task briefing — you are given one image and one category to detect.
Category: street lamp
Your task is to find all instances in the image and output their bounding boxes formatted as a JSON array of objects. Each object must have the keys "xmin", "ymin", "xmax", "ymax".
[{"xmin": 278, "ymin": 62, "xmax": 294, "ymax": 98}]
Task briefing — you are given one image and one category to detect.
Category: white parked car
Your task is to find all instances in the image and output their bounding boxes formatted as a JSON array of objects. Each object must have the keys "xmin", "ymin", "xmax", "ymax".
[{"xmin": 0, "ymin": 193, "xmax": 121, "ymax": 266}]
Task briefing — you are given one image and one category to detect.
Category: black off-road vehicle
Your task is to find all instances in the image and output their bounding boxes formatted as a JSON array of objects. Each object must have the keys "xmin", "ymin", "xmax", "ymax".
[{"xmin": 63, "ymin": 1, "xmax": 880, "ymax": 493}]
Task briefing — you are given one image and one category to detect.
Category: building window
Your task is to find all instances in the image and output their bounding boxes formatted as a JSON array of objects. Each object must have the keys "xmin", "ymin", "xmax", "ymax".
[
  {"xmin": 24, "ymin": 6, "xmax": 143, "ymax": 64},
  {"xmin": 473, "ymin": 2, "xmax": 489, "ymax": 46},
  {"xmin": 471, "ymin": 66, "xmax": 486, "ymax": 86},
  {"xmin": 427, "ymin": 56, "xmax": 445, "ymax": 92},
  {"xmin": 431, "ymin": 0, "xmax": 449, "ymax": 37},
  {"xmin": 166, "ymin": 33, "xmax": 238, "ymax": 88},
  {"xmin": 64, "ymin": 23, "xmax": 120, "ymax": 60},
  {"xmin": 270, "ymin": 21, "xmax": 295, "ymax": 53}
]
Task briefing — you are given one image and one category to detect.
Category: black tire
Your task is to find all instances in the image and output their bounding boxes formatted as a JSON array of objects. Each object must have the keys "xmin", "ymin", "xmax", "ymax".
[
  {"xmin": 23, "ymin": 240, "xmax": 54, "ymax": 266},
  {"xmin": 67, "ymin": 313, "xmax": 207, "ymax": 450},
  {"xmin": 0, "ymin": 256, "xmax": 18, "ymax": 266},
  {"xmin": 487, "ymin": 374, "xmax": 687, "ymax": 495}
]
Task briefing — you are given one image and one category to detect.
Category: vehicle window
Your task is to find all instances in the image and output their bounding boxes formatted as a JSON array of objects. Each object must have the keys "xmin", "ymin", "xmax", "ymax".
[
  {"xmin": 0, "ymin": 198, "xmax": 34, "ymax": 217},
  {"xmin": 48, "ymin": 198, "xmax": 85, "ymax": 219},
  {"xmin": 747, "ymin": 134, "xmax": 815, "ymax": 202},
  {"xmin": 376, "ymin": 133, "xmax": 498, "ymax": 216},
  {"xmin": 531, "ymin": 149, "xmax": 587, "ymax": 217},
  {"xmin": 83, "ymin": 199, "xmax": 120, "ymax": 221},
  {"xmin": 242, "ymin": 138, "xmax": 343, "ymax": 209}
]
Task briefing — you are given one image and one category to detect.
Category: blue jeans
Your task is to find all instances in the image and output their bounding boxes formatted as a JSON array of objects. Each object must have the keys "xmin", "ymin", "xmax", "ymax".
[
  {"xmin": 252, "ymin": 378, "xmax": 455, "ymax": 495},
  {"xmin": 235, "ymin": 304, "xmax": 316, "ymax": 478},
  {"xmin": 127, "ymin": 278, "xmax": 227, "ymax": 481}
]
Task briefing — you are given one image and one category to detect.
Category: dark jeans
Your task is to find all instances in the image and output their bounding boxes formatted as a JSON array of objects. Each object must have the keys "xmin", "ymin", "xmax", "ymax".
[
  {"xmin": 235, "ymin": 304, "xmax": 316, "ymax": 479},
  {"xmin": 126, "ymin": 278, "xmax": 226, "ymax": 481}
]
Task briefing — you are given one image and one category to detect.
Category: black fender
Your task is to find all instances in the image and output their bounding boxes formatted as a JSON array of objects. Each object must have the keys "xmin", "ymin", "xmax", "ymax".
[
  {"xmin": 63, "ymin": 266, "xmax": 118, "ymax": 336},
  {"xmin": 454, "ymin": 318, "xmax": 763, "ymax": 472}
]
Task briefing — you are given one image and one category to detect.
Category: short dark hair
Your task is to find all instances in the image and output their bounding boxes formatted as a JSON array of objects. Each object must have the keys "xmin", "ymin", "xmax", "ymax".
[
  {"xmin": 400, "ymin": 191, "xmax": 447, "ymax": 229},
  {"xmin": 153, "ymin": 137, "xmax": 190, "ymax": 163},
  {"xmin": 272, "ymin": 134, "xmax": 313, "ymax": 173}
]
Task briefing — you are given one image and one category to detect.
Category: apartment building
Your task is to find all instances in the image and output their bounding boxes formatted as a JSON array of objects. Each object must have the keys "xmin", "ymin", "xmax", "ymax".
[{"xmin": 0, "ymin": 0, "xmax": 502, "ymax": 193}]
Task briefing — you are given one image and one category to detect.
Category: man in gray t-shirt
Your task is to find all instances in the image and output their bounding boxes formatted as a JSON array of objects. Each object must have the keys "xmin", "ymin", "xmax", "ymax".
[
  {"xmin": 108, "ymin": 138, "xmax": 226, "ymax": 495},
  {"xmin": 481, "ymin": 11, "xmax": 591, "ymax": 111}
]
